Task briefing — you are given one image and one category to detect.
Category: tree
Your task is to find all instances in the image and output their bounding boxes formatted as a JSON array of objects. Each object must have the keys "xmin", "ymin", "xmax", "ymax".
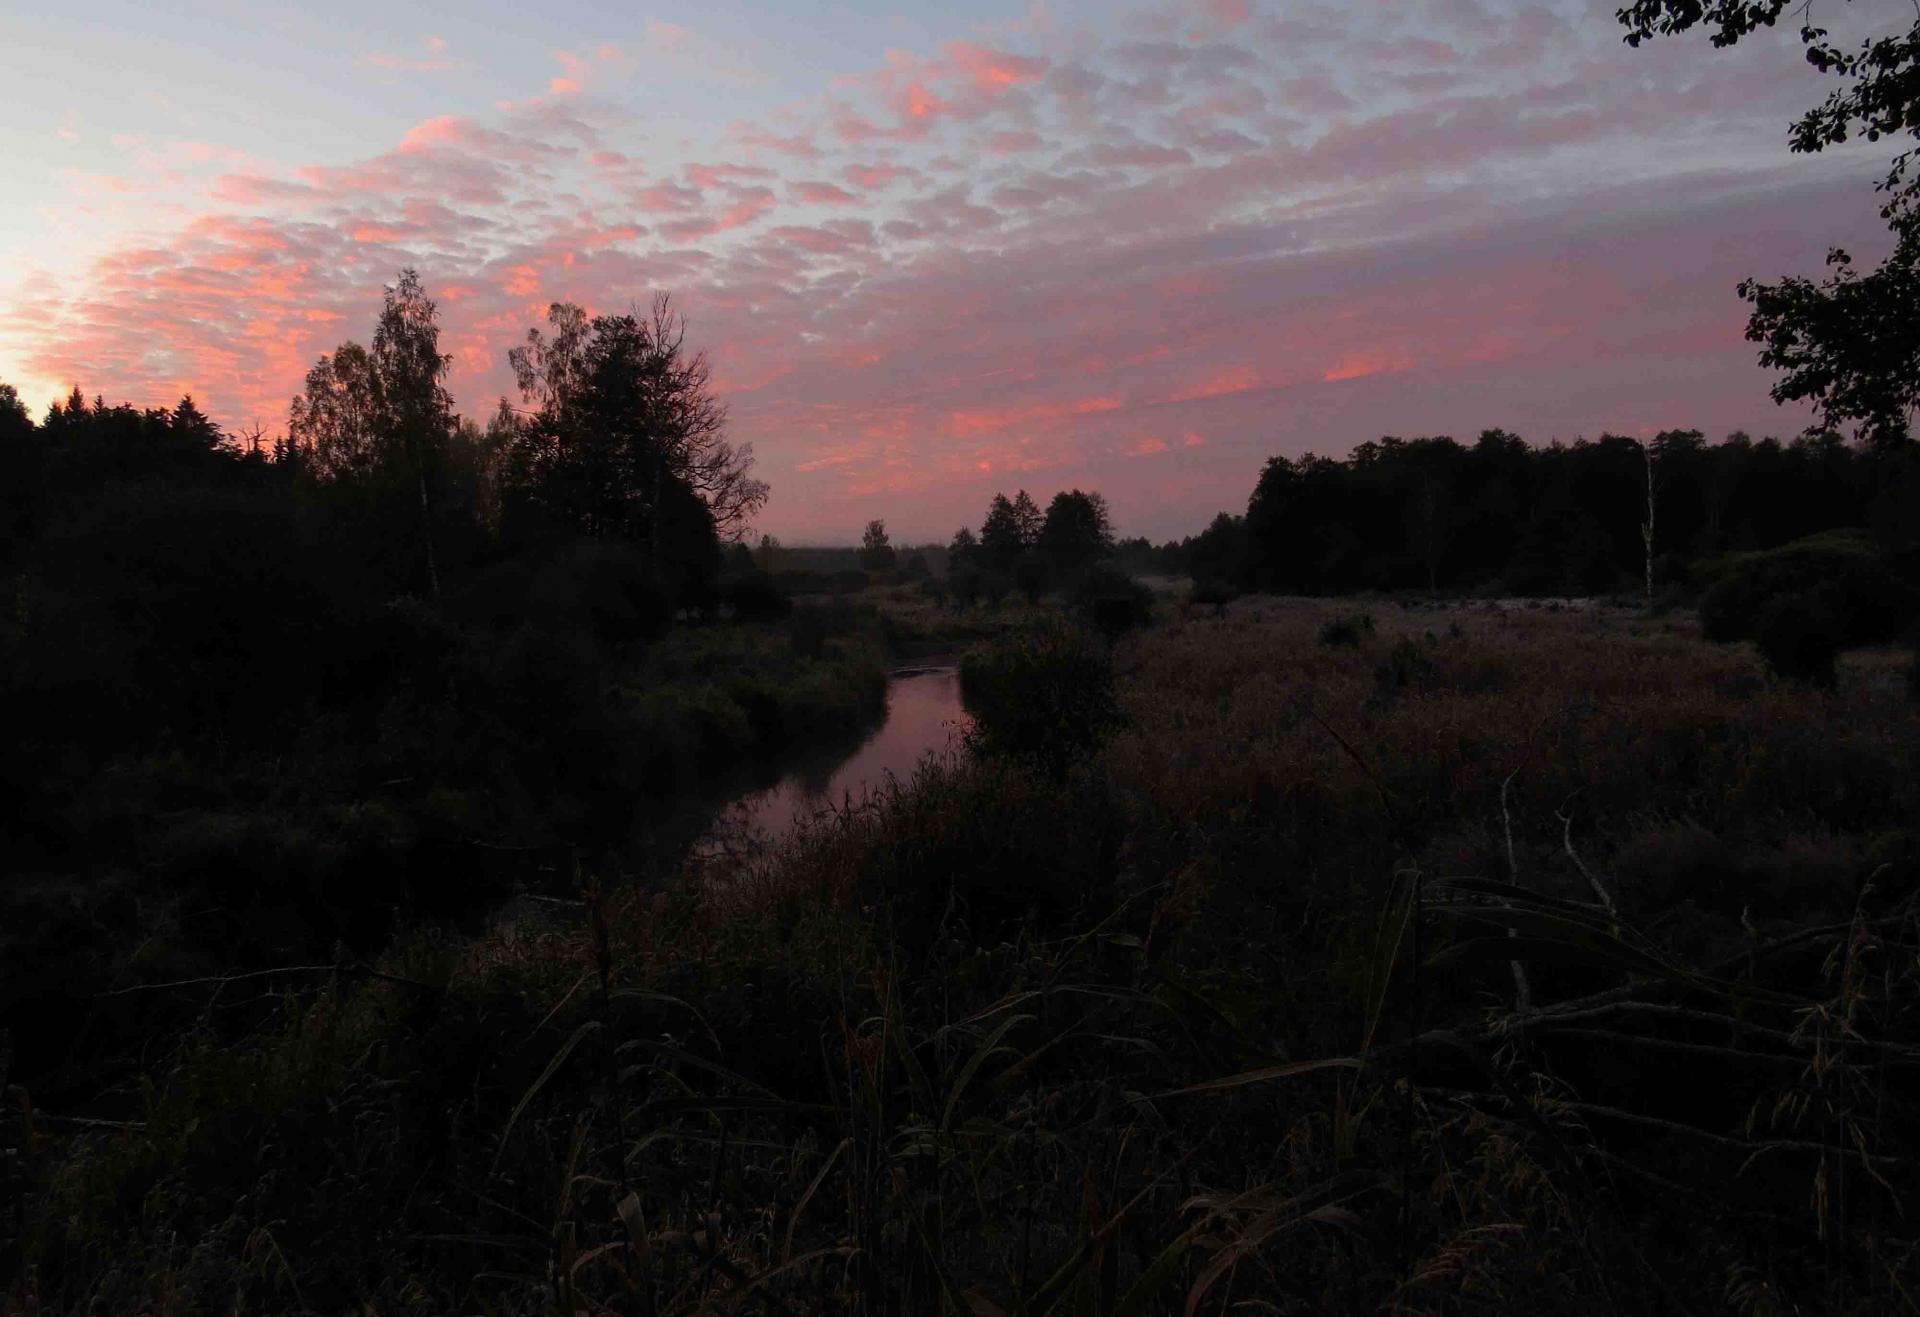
[
  {"xmin": 288, "ymin": 342, "xmax": 381, "ymax": 480},
  {"xmin": 1620, "ymin": 0, "xmax": 1920, "ymax": 443},
  {"xmin": 755, "ymin": 533, "xmax": 784, "ymax": 573},
  {"xmin": 860, "ymin": 518, "xmax": 896, "ymax": 570},
  {"xmin": 948, "ymin": 526, "xmax": 978, "ymax": 569},
  {"xmin": 508, "ymin": 294, "xmax": 766, "ymax": 546},
  {"xmin": 371, "ymin": 270, "xmax": 454, "ymax": 596},
  {"xmin": 1740, "ymin": 245, "xmax": 1920, "ymax": 447},
  {"xmin": 1038, "ymin": 489, "xmax": 1113, "ymax": 573},
  {"xmin": 1186, "ymin": 512, "xmax": 1247, "ymax": 586},
  {"xmin": 287, "ymin": 270, "xmax": 455, "ymax": 595},
  {"xmin": 979, "ymin": 491, "xmax": 1041, "ymax": 572},
  {"xmin": 1011, "ymin": 490, "xmax": 1043, "ymax": 546},
  {"xmin": 169, "ymin": 395, "xmax": 222, "ymax": 450},
  {"xmin": 0, "ymin": 381, "xmax": 38, "ymax": 563}
]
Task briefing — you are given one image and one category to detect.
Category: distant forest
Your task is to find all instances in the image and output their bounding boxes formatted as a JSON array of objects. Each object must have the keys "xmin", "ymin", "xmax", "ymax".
[{"xmin": 1123, "ymin": 429, "xmax": 1920, "ymax": 599}]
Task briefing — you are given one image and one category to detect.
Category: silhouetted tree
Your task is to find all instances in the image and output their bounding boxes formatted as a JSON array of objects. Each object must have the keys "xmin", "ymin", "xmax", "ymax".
[
  {"xmin": 948, "ymin": 526, "xmax": 978, "ymax": 569},
  {"xmin": 1186, "ymin": 512, "xmax": 1247, "ymax": 586},
  {"xmin": 372, "ymin": 270, "xmax": 455, "ymax": 596},
  {"xmin": 0, "ymin": 382, "xmax": 37, "ymax": 563},
  {"xmin": 860, "ymin": 519, "xmax": 896, "ymax": 570},
  {"xmin": 504, "ymin": 297, "xmax": 750, "ymax": 599},
  {"xmin": 1621, "ymin": 1, "xmax": 1920, "ymax": 444},
  {"xmin": 508, "ymin": 295, "xmax": 766, "ymax": 547},
  {"xmin": 1038, "ymin": 489, "xmax": 1113, "ymax": 573},
  {"xmin": 288, "ymin": 270, "xmax": 455, "ymax": 595},
  {"xmin": 169, "ymin": 395, "xmax": 222, "ymax": 450},
  {"xmin": 979, "ymin": 491, "xmax": 1042, "ymax": 571},
  {"xmin": 1014, "ymin": 550, "xmax": 1052, "ymax": 603},
  {"xmin": 755, "ymin": 533, "xmax": 784, "ymax": 573}
]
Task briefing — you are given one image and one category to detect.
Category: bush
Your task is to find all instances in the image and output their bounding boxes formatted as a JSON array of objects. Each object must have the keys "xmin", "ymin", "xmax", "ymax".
[
  {"xmin": 1189, "ymin": 578, "xmax": 1238, "ymax": 613},
  {"xmin": 1754, "ymin": 593, "xmax": 1844, "ymax": 686},
  {"xmin": 724, "ymin": 571, "xmax": 792, "ymax": 620},
  {"xmin": 1014, "ymin": 552, "xmax": 1052, "ymax": 604},
  {"xmin": 1319, "ymin": 612, "xmax": 1376, "ymax": 646},
  {"xmin": 1068, "ymin": 564, "xmax": 1153, "ymax": 635},
  {"xmin": 981, "ymin": 571, "xmax": 1013, "ymax": 608},
  {"xmin": 1697, "ymin": 530, "xmax": 1918, "ymax": 646},
  {"xmin": 787, "ymin": 598, "xmax": 861, "ymax": 659},
  {"xmin": 960, "ymin": 616, "xmax": 1120, "ymax": 771},
  {"xmin": 950, "ymin": 566, "xmax": 984, "ymax": 608},
  {"xmin": 1373, "ymin": 636, "xmax": 1437, "ymax": 692},
  {"xmin": 456, "ymin": 540, "xmax": 673, "ymax": 645}
]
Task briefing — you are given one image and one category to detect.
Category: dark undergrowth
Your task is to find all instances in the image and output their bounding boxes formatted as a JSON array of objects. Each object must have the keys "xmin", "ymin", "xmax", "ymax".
[
  {"xmin": 6, "ymin": 602, "xmax": 1919, "ymax": 1314},
  {"xmin": 0, "ymin": 600, "xmax": 890, "ymax": 1112}
]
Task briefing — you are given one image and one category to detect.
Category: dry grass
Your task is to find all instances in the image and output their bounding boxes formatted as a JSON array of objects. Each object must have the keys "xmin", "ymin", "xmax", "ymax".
[{"xmin": 9, "ymin": 598, "xmax": 1918, "ymax": 1314}]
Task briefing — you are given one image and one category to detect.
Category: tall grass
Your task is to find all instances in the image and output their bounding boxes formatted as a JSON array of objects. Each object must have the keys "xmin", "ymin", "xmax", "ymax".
[{"xmin": 8, "ymin": 598, "xmax": 1918, "ymax": 1313}]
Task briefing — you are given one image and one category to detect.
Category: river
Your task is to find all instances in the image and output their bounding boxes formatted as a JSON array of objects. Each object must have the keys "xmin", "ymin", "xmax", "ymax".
[{"xmin": 692, "ymin": 662, "xmax": 973, "ymax": 864}]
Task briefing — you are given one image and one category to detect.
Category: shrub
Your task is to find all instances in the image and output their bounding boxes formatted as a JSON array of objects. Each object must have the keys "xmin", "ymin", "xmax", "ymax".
[
  {"xmin": 786, "ymin": 598, "xmax": 862, "ymax": 659},
  {"xmin": 950, "ymin": 566, "xmax": 984, "ymax": 608},
  {"xmin": 1014, "ymin": 551, "xmax": 1052, "ymax": 604},
  {"xmin": 960, "ymin": 616, "xmax": 1119, "ymax": 770},
  {"xmin": 1189, "ymin": 578, "xmax": 1238, "ymax": 614},
  {"xmin": 1754, "ymin": 592, "xmax": 1844, "ymax": 686},
  {"xmin": 1319, "ymin": 611, "xmax": 1376, "ymax": 646},
  {"xmin": 981, "ymin": 570, "xmax": 1013, "ymax": 608},
  {"xmin": 724, "ymin": 571, "xmax": 792, "ymax": 621},
  {"xmin": 1068, "ymin": 564, "xmax": 1153, "ymax": 635},
  {"xmin": 1697, "ymin": 530, "xmax": 1918, "ymax": 646},
  {"xmin": 1373, "ymin": 636, "xmax": 1437, "ymax": 693}
]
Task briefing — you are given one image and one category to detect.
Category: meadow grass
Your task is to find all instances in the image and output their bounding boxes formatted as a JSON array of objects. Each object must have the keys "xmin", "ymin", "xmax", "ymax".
[{"xmin": 7, "ymin": 598, "xmax": 1917, "ymax": 1314}]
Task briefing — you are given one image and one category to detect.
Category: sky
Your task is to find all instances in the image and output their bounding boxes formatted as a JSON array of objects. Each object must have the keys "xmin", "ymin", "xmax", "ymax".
[{"xmin": 0, "ymin": 0, "xmax": 1904, "ymax": 542}]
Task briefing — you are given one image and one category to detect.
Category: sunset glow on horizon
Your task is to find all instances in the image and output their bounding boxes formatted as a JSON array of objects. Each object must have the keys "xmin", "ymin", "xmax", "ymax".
[{"xmin": 0, "ymin": 0, "xmax": 1902, "ymax": 541}]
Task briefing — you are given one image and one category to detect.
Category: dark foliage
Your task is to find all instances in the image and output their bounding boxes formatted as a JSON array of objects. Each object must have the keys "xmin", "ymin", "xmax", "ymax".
[
  {"xmin": 1753, "ymin": 592, "xmax": 1845, "ymax": 685},
  {"xmin": 1204, "ymin": 427, "xmax": 1914, "ymax": 599},
  {"xmin": 1696, "ymin": 529, "xmax": 1919, "ymax": 646},
  {"xmin": 723, "ymin": 570, "xmax": 792, "ymax": 620},
  {"xmin": 1067, "ymin": 562, "xmax": 1154, "ymax": 634},
  {"xmin": 1620, "ymin": 0, "xmax": 1920, "ymax": 443},
  {"xmin": 959, "ymin": 616, "xmax": 1120, "ymax": 771},
  {"xmin": 1319, "ymin": 611, "xmax": 1377, "ymax": 646}
]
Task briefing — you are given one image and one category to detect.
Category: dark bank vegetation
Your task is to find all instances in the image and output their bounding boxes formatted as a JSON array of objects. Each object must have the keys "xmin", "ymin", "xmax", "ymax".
[
  {"xmin": 12, "ymin": 7, "xmax": 1920, "ymax": 1298},
  {"xmin": 0, "ymin": 276, "xmax": 897, "ymax": 1111},
  {"xmin": 8, "ymin": 600, "xmax": 1917, "ymax": 1313}
]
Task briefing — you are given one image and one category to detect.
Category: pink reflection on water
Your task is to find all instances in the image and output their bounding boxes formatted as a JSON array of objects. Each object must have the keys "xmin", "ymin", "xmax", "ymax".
[{"xmin": 704, "ymin": 667, "xmax": 973, "ymax": 858}]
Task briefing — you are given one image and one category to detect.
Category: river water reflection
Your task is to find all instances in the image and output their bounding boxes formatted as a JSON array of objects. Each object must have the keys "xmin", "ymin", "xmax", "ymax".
[{"xmin": 695, "ymin": 664, "xmax": 973, "ymax": 862}]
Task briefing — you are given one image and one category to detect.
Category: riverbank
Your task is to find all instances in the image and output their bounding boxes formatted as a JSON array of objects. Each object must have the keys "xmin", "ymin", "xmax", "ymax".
[
  {"xmin": 0, "ymin": 600, "xmax": 895, "ymax": 1106},
  {"xmin": 14, "ymin": 598, "xmax": 1916, "ymax": 1312}
]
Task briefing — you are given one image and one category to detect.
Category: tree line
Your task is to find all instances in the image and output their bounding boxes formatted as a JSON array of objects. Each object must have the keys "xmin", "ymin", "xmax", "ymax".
[
  {"xmin": 0, "ymin": 269, "xmax": 764, "ymax": 771},
  {"xmin": 1119, "ymin": 428, "xmax": 1919, "ymax": 599}
]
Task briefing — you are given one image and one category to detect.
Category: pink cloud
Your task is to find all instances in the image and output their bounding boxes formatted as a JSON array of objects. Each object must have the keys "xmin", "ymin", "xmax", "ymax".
[
  {"xmin": 790, "ymin": 180, "xmax": 858, "ymax": 205},
  {"xmin": 842, "ymin": 163, "xmax": 914, "ymax": 190},
  {"xmin": 2, "ymin": 0, "xmax": 1888, "ymax": 544}
]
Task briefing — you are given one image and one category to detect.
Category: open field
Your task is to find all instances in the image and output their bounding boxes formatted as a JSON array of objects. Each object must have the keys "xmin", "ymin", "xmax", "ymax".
[{"xmin": 9, "ymin": 598, "xmax": 1919, "ymax": 1313}]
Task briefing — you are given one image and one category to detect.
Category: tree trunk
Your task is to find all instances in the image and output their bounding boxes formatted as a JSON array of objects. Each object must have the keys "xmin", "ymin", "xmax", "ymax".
[
  {"xmin": 418, "ymin": 462, "xmax": 440, "ymax": 600},
  {"xmin": 1641, "ymin": 440, "xmax": 1656, "ymax": 612}
]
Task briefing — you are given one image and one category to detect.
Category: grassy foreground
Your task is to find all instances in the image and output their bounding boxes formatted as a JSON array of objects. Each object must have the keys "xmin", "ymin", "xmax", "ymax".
[{"xmin": 7, "ymin": 598, "xmax": 1918, "ymax": 1314}]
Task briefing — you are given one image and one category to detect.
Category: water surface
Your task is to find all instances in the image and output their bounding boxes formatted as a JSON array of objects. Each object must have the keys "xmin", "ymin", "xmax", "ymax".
[{"xmin": 695, "ymin": 664, "xmax": 972, "ymax": 862}]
